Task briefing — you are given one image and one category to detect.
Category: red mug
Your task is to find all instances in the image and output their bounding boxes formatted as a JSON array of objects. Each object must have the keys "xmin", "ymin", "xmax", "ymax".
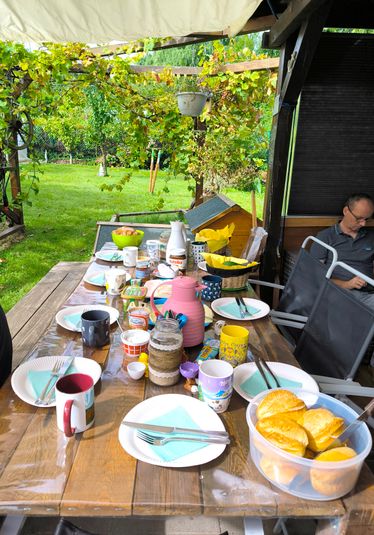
[{"xmin": 55, "ymin": 373, "xmax": 94, "ymax": 437}]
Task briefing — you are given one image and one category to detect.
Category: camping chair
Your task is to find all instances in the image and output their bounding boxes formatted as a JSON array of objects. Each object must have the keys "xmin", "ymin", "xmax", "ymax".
[
  {"xmin": 294, "ymin": 261, "xmax": 374, "ymax": 400},
  {"xmin": 247, "ymin": 236, "xmax": 338, "ymax": 344},
  {"xmin": 0, "ymin": 304, "xmax": 12, "ymax": 387},
  {"xmin": 94, "ymin": 210, "xmax": 191, "ymax": 253}
]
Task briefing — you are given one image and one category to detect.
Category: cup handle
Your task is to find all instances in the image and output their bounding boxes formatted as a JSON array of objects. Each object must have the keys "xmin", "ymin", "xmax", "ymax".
[{"xmin": 63, "ymin": 399, "xmax": 75, "ymax": 437}]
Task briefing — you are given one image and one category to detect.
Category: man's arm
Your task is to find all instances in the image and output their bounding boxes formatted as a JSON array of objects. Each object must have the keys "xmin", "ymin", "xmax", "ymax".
[{"xmin": 332, "ymin": 276, "xmax": 368, "ymax": 290}]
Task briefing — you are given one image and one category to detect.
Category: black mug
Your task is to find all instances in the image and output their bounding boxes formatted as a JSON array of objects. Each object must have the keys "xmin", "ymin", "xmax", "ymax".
[{"xmin": 81, "ymin": 310, "xmax": 110, "ymax": 347}]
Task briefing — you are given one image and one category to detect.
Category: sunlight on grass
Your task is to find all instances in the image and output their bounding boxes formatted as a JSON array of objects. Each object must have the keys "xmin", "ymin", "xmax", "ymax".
[{"xmin": 0, "ymin": 164, "xmax": 263, "ymax": 312}]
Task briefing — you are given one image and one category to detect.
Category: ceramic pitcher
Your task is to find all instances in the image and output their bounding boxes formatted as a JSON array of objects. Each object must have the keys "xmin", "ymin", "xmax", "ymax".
[
  {"xmin": 150, "ymin": 275, "xmax": 205, "ymax": 347},
  {"xmin": 166, "ymin": 221, "xmax": 187, "ymax": 263}
]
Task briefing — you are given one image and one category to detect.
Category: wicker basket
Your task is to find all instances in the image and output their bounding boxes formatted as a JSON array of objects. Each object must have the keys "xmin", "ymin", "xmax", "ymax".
[{"xmin": 206, "ymin": 264, "xmax": 258, "ymax": 291}]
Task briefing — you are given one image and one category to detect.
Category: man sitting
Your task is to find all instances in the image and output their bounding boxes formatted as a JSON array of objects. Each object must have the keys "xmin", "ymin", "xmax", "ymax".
[{"xmin": 310, "ymin": 193, "xmax": 374, "ymax": 310}]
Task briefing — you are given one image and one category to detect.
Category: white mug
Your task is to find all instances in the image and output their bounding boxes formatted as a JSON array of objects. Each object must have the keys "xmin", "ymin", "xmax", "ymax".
[
  {"xmin": 123, "ymin": 246, "xmax": 138, "ymax": 267},
  {"xmin": 104, "ymin": 268, "xmax": 127, "ymax": 295},
  {"xmin": 55, "ymin": 373, "xmax": 95, "ymax": 437}
]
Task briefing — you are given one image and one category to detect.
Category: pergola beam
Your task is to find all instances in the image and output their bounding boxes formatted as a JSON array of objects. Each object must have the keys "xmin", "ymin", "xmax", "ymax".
[{"xmin": 265, "ymin": 0, "xmax": 330, "ymax": 49}]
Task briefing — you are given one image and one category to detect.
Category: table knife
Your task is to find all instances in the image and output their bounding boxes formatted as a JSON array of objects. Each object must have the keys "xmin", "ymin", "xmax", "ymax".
[
  {"xmin": 235, "ymin": 297, "xmax": 245, "ymax": 318},
  {"xmin": 40, "ymin": 357, "xmax": 75, "ymax": 405},
  {"xmin": 122, "ymin": 421, "xmax": 229, "ymax": 438}
]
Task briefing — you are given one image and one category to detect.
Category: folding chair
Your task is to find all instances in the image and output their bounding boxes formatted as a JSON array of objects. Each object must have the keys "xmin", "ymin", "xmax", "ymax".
[{"xmin": 294, "ymin": 261, "xmax": 374, "ymax": 399}]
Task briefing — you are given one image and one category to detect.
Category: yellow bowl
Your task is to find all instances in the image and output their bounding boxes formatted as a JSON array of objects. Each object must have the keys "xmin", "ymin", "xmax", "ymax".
[{"xmin": 111, "ymin": 229, "xmax": 144, "ymax": 249}]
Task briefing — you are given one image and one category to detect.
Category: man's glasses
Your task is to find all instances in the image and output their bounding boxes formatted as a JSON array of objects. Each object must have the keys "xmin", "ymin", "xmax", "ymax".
[{"xmin": 347, "ymin": 205, "xmax": 372, "ymax": 223}]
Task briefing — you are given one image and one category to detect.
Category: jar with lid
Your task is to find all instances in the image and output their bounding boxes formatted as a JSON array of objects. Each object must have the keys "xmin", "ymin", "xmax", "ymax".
[
  {"xmin": 169, "ymin": 248, "xmax": 187, "ymax": 274},
  {"xmin": 148, "ymin": 318, "xmax": 183, "ymax": 386}
]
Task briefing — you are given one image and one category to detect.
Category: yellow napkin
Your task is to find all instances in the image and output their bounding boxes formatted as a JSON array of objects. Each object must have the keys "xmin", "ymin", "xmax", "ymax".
[
  {"xmin": 195, "ymin": 223, "xmax": 235, "ymax": 253},
  {"xmin": 202, "ymin": 252, "xmax": 258, "ymax": 271}
]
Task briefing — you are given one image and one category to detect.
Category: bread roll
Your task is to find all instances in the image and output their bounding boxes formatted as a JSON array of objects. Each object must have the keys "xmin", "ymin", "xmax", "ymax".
[
  {"xmin": 256, "ymin": 415, "xmax": 309, "ymax": 456},
  {"xmin": 310, "ymin": 447, "xmax": 357, "ymax": 496},
  {"xmin": 256, "ymin": 389, "xmax": 307, "ymax": 421},
  {"xmin": 298, "ymin": 408, "xmax": 345, "ymax": 452},
  {"xmin": 260, "ymin": 456, "xmax": 299, "ymax": 485}
]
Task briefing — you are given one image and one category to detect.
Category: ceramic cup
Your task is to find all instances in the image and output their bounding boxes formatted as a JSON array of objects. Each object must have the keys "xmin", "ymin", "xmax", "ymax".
[
  {"xmin": 123, "ymin": 246, "xmax": 138, "ymax": 267},
  {"xmin": 104, "ymin": 268, "xmax": 127, "ymax": 295},
  {"xmin": 201, "ymin": 275, "xmax": 222, "ymax": 302},
  {"xmin": 81, "ymin": 310, "xmax": 110, "ymax": 347},
  {"xmin": 219, "ymin": 325, "xmax": 249, "ymax": 367},
  {"xmin": 191, "ymin": 241, "xmax": 207, "ymax": 264},
  {"xmin": 198, "ymin": 359, "xmax": 234, "ymax": 413},
  {"xmin": 55, "ymin": 373, "xmax": 94, "ymax": 437}
]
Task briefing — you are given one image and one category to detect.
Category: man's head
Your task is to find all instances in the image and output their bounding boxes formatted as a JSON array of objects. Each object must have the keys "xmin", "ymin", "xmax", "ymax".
[{"xmin": 342, "ymin": 193, "xmax": 374, "ymax": 232}]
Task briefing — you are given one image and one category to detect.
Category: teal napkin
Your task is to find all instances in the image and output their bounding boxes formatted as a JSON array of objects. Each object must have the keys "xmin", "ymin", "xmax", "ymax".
[
  {"xmin": 63, "ymin": 312, "xmax": 82, "ymax": 330},
  {"xmin": 145, "ymin": 406, "xmax": 209, "ymax": 462},
  {"xmin": 89, "ymin": 274, "xmax": 105, "ymax": 285},
  {"xmin": 100, "ymin": 251, "xmax": 121, "ymax": 261},
  {"xmin": 240, "ymin": 370, "xmax": 302, "ymax": 397},
  {"xmin": 218, "ymin": 301, "xmax": 259, "ymax": 319},
  {"xmin": 28, "ymin": 364, "xmax": 77, "ymax": 401}
]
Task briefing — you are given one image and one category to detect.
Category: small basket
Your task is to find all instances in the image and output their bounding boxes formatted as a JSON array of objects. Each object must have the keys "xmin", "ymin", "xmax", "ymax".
[{"xmin": 206, "ymin": 264, "xmax": 258, "ymax": 291}]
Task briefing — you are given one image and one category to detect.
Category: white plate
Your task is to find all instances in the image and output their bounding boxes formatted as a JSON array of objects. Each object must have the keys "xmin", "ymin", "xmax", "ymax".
[
  {"xmin": 119, "ymin": 394, "xmax": 227, "ymax": 467},
  {"xmin": 11, "ymin": 355, "xmax": 102, "ymax": 407},
  {"xmin": 95, "ymin": 250, "xmax": 124, "ymax": 262},
  {"xmin": 56, "ymin": 304, "xmax": 119, "ymax": 332},
  {"xmin": 198, "ymin": 261, "xmax": 207, "ymax": 271},
  {"xmin": 211, "ymin": 297, "xmax": 270, "ymax": 321},
  {"xmin": 83, "ymin": 270, "xmax": 130, "ymax": 288},
  {"xmin": 233, "ymin": 362, "xmax": 319, "ymax": 402}
]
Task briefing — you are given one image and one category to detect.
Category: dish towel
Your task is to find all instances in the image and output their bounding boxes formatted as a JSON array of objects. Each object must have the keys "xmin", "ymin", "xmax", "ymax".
[
  {"xmin": 63, "ymin": 312, "xmax": 83, "ymax": 330},
  {"xmin": 144, "ymin": 406, "xmax": 210, "ymax": 462},
  {"xmin": 218, "ymin": 301, "xmax": 259, "ymax": 319},
  {"xmin": 240, "ymin": 370, "xmax": 302, "ymax": 397},
  {"xmin": 28, "ymin": 363, "xmax": 77, "ymax": 401}
]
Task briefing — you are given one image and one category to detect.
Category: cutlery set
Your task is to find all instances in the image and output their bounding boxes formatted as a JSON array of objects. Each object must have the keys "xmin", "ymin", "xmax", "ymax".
[
  {"xmin": 235, "ymin": 297, "xmax": 252, "ymax": 318},
  {"xmin": 35, "ymin": 357, "xmax": 74, "ymax": 405}
]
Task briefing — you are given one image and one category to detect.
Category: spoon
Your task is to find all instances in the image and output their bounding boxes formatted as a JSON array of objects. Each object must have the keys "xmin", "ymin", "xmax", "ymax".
[{"xmin": 326, "ymin": 398, "xmax": 374, "ymax": 450}]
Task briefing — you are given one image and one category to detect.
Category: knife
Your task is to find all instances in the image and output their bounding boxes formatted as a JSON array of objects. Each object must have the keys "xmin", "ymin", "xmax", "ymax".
[
  {"xmin": 122, "ymin": 421, "xmax": 229, "ymax": 438},
  {"xmin": 327, "ymin": 398, "xmax": 374, "ymax": 450},
  {"xmin": 235, "ymin": 297, "xmax": 246, "ymax": 318},
  {"xmin": 37, "ymin": 357, "xmax": 75, "ymax": 405}
]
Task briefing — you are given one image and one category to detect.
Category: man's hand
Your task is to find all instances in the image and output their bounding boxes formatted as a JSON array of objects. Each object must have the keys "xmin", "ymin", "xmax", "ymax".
[{"xmin": 332, "ymin": 276, "xmax": 367, "ymax": 290}]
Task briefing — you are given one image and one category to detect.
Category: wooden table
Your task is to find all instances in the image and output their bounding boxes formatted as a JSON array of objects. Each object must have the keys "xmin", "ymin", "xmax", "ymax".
[{"xmin": 1, "ymin": 259, "xmax": 374, "ymax": 535}]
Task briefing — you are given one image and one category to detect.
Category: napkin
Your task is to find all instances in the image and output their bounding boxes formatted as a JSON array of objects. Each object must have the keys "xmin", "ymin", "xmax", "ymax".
[
  {"xmin": 101, "ymin": 251, "xmax": 121, "ymax": 261},
  {"xmin": 28, "ymin": 363, "xmax": 77, "ymax": 401},
  {"xmin": 144, "ymin": 406, "xmax": 209, "ymax": 462},
  {"xmin": 240, "ymin": 370, "xmax": 302, "ymax": 397},
  {"xmin": 89, "ymin": 274, "xmax": 105, "ymax": 285},
  {"xmin": 63, "ymin": 312, "xmax": 83, "ymax": 330},
  {"xmin": 218, "ymin": 301, "xmax": 259, "ymax": 319}
]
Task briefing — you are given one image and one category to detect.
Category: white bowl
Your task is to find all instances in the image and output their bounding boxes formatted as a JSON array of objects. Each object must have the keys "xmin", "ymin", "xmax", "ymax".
[{"xmin": 127, "ymin": 361, "xmax": 146, "ymax": 380}]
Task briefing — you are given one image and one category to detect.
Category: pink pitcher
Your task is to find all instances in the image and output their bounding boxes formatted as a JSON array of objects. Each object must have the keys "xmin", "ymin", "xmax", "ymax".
[{"xmin": 150, "ymin": 276, "xmax": 205, "ymax": 347}]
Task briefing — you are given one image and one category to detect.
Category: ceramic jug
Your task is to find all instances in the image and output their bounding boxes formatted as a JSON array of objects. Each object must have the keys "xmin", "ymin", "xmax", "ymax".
[
  {"xmin": 166, "ymin": 221, "xmax": 187, "ymax": 263},
  {"xmin": 150, "ymin": 276, "xmax": 205, "ymax": 347}
]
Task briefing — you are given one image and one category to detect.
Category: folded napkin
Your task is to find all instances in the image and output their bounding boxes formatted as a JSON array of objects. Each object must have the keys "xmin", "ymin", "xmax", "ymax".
[
  {"xmin": 144, "ymin": 406, "xmax": 209, "ymax": 462},
  {"xmin": 89, "ymin": 274, "xmax": 105, "ymax": 285},
  {"xmin": 218, "ymin": 301, "xmax": 259, "ymax": 319},
  {"xmin": 63, "ymin": 312, "xmax": 83, "ymax": 330},
  {"xmin": 240, "ymin": 370, "xmax": 302, "ymax": 397},
  {"xmin": 28, "ymin": 363, "xmax": 77, "ymax": 401},
  {"xmin": 101, "ymin": 251, "xmax": 121, "ymax": 261}
]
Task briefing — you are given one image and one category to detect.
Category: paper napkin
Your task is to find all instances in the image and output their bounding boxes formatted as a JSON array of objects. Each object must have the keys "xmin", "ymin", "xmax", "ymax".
[
  {"xmin": 145, "ymin": 406, "xmax": 209, "ymax": 462},
  {"xmin": 28, "ymin": 363, "xmax": 77, "ymax": 401},
  {"xmin": 240, "ymin": 370, "xmax": 302, "ymax": 397},
  {"xmin": 218, "ymin": 301, "xmax": 259, "ymax": 319},
  {"xmin": 63, "ymin": 312, "xmax": 83, "ymax": 330},
  {"xmin": 89, "ymin": 274, "xmax": 105, "ymax": 285}
]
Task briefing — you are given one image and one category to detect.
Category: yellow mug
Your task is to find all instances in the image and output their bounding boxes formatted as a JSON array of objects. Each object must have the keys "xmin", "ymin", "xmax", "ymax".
[{"xmin": 219, "ymin": 325, "xmax": 249, "ymax": 367}]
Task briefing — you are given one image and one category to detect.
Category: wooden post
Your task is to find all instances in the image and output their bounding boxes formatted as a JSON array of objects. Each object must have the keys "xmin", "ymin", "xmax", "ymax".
[
  {"xmin": 251, "ymin": 190, "xmax": 257, "ymax": 228},
  {"xmin": 149, "ymin": 149, "xmax": 155, "ymax": 192},
  {"xmin": 193, "ymin": 117, "xmax": 206, "ymax": 206},
  {"xmin": 8, "ymin": 146, "xmax": 23, "ymax": 225},
  {"xmin": 150, "ymin": 150, "xmax": 161, "ymax": 193}
]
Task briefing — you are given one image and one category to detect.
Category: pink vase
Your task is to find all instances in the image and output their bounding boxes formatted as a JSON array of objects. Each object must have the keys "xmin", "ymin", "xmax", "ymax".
[{"xmin": 150, "ymin": 276, "xmax": 206, "ymax": 347}]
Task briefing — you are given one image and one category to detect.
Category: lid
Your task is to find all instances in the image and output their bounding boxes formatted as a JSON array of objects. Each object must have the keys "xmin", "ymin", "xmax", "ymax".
[{"xmin": 170, "ymin": 248, "xmax": 186, "ymax": 256}]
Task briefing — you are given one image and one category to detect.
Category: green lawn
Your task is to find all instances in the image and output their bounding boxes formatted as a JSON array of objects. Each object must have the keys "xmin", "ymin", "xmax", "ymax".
[{"xmin": 0, "ymin": 164, "xmax": 263, "ymax": 312}]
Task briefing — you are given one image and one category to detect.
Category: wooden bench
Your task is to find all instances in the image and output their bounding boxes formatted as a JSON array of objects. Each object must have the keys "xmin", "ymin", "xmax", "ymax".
[{"xmin": 6, "ymin": 261, "xmax": 89, "ymax": 370}]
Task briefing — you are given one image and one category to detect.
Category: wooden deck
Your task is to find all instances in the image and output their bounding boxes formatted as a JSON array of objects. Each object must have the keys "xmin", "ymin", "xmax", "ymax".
[{"xmin": 7, "ymin": 262, "xmax": 89, "ymax": 370}]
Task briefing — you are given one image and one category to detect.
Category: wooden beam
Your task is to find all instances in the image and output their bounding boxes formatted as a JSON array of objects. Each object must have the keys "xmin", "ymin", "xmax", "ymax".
[
  {"xmin": 129, "ymin": 57, "xmax": 279, "ymax": 75},
  {"xmin": 266, "ymin": 0, "xmax": 330, "ymax": 48},
  {"xmin": 89, "ymin": 15, "xmax": 276, "ymax": 57}
]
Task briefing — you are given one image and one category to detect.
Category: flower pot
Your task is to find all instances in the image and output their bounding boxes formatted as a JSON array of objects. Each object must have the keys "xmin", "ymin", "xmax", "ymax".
[{"xmin": 176, "ymin": 92, "xmax": 208, "ymax": 117}]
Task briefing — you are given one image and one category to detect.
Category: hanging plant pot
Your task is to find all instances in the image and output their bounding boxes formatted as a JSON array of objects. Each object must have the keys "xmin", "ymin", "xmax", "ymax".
[{"xmin": 176, "ymin": 92, "xmax": 208, "ymax": 117}]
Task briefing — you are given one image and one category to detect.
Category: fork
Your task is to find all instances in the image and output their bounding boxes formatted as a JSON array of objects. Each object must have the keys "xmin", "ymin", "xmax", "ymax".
[
  {"xmin": 235, "ymin": 297, "xmax": 246, "ymax": 319},
  {"xmin": 238, "ymin": 297, "xmax": 253, "ymax": 317},
  {"xmin": 35, "ymin": 358, "xmax": 65, "ymax": 405},
  {"xmin": 136, "ymin": 430, "xmax": 230, "ymax": 446}
]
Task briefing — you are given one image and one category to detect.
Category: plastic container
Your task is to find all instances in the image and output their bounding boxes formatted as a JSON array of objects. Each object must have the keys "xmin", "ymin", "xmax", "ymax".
[
  {"xmin": 121, "ymin": 329, "xmax": 150, "ymax": 357},
  {"xmin": 246, "ymin": 388, "xmax": 372, "ymax": 501}
]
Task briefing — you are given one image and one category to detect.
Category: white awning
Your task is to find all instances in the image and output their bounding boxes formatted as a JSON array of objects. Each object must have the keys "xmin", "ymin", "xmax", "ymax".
[{"xmin": 0, "ymin": 0, "xmax": 262, "ymax": 44}]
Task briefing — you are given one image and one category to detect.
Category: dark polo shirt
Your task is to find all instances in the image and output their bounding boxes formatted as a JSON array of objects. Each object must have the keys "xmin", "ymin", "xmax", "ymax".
[{"xmin": 310, "ymin": 224, "xmax": 374, "ymax": 281}]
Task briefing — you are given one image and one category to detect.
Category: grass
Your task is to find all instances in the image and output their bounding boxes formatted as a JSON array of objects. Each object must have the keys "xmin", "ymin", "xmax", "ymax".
[{"xmin": 0, "ymin": 164, "xmax": 263, "ymax": 312}]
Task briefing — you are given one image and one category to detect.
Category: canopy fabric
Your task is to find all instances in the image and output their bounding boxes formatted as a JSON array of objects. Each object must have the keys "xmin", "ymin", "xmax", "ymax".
[{"xmin": 0, "ymin": 0, "xmax": 262, "ymax": 44}]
